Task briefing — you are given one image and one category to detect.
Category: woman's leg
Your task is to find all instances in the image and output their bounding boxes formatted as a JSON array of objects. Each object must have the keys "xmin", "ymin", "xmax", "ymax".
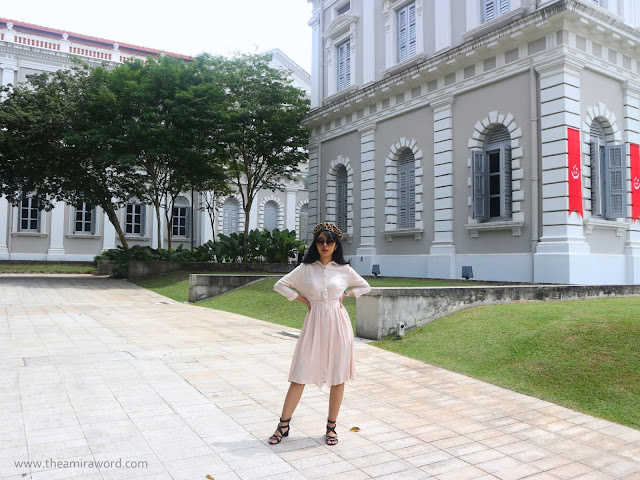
[
  {"xmin": 326, "ymin": 383, "xmax": 344, "ymax": 443},
  {"xmin": 269, "ymin": 382, "xmax": 305, "ymax": 444}
]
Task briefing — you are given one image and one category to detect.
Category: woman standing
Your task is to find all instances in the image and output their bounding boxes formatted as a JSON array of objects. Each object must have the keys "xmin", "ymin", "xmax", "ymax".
[{"xmin": 269, "ymin": 222, "xmax": 371, "ymax": 446}]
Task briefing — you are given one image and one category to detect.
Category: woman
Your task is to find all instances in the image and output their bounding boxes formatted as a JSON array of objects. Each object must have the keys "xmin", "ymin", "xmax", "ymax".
[{"xmin": 269, "ymin": 222, "xmax": 371, "ymax": 446}]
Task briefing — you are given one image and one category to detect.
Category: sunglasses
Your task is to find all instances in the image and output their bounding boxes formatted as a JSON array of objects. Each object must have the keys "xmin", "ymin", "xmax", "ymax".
[{"xmin": 315, "ymin": 238, "xmax": 336, "ymax": 246}]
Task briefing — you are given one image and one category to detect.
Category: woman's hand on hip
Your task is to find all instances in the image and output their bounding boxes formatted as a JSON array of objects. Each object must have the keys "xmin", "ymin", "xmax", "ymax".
[{"xmin": 296, "ymin": 295, "xmax": 311, "ymax": 311}]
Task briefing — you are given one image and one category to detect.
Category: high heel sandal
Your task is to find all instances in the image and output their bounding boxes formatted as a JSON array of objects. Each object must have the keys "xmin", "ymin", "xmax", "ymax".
[
  {"xmin": 326, "ymin": 418, "xmax": 338, "ymax": 446},
  {"xmin": 268, "ymin": 417, "xmax": 291, "ymax": 445}
]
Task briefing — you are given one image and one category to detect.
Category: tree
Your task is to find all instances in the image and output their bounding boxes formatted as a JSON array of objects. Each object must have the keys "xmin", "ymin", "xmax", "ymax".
[
  {"xmin": 213, "ymin": 53, "xmax": 309, "ymax": 258},
  {"xmin": 109, "ymin": 56, "xmax": 230, "ymax": 251},
  {"xmin": 0, "ymin": 64, "xmax": 141, "ymax": 248}
]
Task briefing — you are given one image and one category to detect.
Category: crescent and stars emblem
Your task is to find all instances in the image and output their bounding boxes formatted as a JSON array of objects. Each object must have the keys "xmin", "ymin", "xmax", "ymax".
[
  {"xmin": 570, "ymin": 164, "xmax": 581, "ymax": 180},
  {"xmin": 634, "ymin": 176, "xmax": 640, "ymax": 191}
]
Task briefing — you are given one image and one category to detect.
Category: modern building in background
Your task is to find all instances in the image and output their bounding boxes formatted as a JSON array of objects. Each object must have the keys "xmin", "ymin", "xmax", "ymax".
[
  {"xmin": 304, "ymin": 0, "xmax": 640, "ymax": 284},
  {"xmin": 0, "ymin": 18, "xmax": 310, "ymax": 261}
]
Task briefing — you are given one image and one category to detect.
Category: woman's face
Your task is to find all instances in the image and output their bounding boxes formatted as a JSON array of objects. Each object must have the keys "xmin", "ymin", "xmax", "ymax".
[{"xmin": 315, "ymin": 232, "xmax": 336, "ymax": 261}]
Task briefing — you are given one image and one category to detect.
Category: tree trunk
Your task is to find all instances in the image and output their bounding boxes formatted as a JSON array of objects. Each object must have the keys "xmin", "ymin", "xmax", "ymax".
[
  {"xmin": 155, "ymin": 201, "xmax": 162, "ymax": 252},
  {"xmin": 243, "ymin": 200, "xmax": 252, "ymax": 262},
  {"xmin": 165, "ymin": 196, "xmax": 172, "ymax": 252},
  {"xmin": 102, "ymin": 201, "xmax": 128, "ymax": 249}
]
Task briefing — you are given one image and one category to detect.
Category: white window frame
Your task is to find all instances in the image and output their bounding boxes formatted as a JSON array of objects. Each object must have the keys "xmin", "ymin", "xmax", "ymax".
[
  {"xmin": 336, "ymin": 39, "xmax": 351, "ymax": 91},
  {"xmin": 324, "ymin": 10, "xmax": 358, "ymax": 97},
  {"xmin": 73, "ymin": 202, "xmax": 96, "ymax": 235},
  {"xmin": 482, "ymin": 0, "xmax": 511, "ymax": 23},
  {"xmin": 172, "ymin": 196, "xmax": 190, "ymax": 238},
  {"xmin": 124, "ymin": 202, "xmax": 146, "ymax": 237},
  {"xmin": 589, "ymin": 120, "xmax": 626, "ymax": 220},
  {"xmin": 383, "ymin": 0, "xmax": 424, "ymax": 71},
  {"xmin": 18, "ymin": 195, "xmax": 42, "ymax": 232}
]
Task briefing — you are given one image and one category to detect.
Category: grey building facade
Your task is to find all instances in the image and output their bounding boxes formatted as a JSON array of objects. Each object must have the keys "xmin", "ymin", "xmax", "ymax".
[{"xmin": 304, "ymin": 0, "xmax": 640, "ymax": 284}]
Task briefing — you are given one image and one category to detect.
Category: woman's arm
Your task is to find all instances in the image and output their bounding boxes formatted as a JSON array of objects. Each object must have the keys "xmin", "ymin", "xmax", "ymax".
[
  {"xmin": 344, "ymin": 266, "xmax": 371, "ymax": 298},
  {"xmin": 273, "ymin": 265, "xmax": 304, "ymax": 301}
]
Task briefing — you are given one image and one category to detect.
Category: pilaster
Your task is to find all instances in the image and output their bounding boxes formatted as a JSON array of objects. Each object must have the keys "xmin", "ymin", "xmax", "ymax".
[
  {"xmin": 362, "ymin": 0, "xmax": 376, "ymax": 85},
  {"xmin": 624, "ymin": 82, "xmax": 640, "ymax": 283},
  {"xmin": 307, "ymin": 143, "xmax": 320, "ymax": 232},
  {"xmin": 47, "ymin": 201, "xmax": 66, "ymax": 259},
  {"xmin": 534, "ymin": 58, "xmax": 591, "ymax": 283},
  {"xmin": 357, "ymin": 124, "xmax": 377, "ymax": 258},
  {"xmin": 0, "ymin": 197, "xmax": 9, "ymax": 259},
  {"xmin": 434, "ymin": 0, "xmax": 452, "ymax": 52},
  {"xmin": 430, "ymin": 97, "xmax": 456, "ymax": 278},
  {"xmin": 309, "ymin": 7, "xmax": 322, "ymax": 108},
  {"xmin": 286, "ymin": 190, "xmax": 297, "ymax": 231}
]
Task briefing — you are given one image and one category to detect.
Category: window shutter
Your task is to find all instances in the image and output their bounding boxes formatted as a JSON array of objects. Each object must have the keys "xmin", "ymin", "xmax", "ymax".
[
  {"xmin": 90, "ymin": 207, "xmax": 97, "ymax": 235},
  {"xmin": 336, "ymin": 167, "xmax": 348, "ymax": 231},
  {"xmin": 590, "ymin": 138, "xmax": 603, "ymax": 217},
  {"xmin": 483, "ymin": 0, "xmax": 495, "ymax": 22},
  {"xmin": 398, "ymin": 5, "xmax": 407, "ymax": 61},
  {"xmin": 499, "ymin": 0, "xmax": 510, "ymax": 15},
  {"xmin": 186, "ymin": 207, "xmax": 191, "ymax": 238},
  {"xmin": 337, "ymin": 41, "xmax": 350, "ymax": 91},
  {"xmin": 408, "ymin": 2, "xmax": 416, "ymax": 58},
  {"xmin": 503, "ymin": 146, "xmax": 512, "ymax": 217},
  {"xmin": 140, "ymin": 205, "xmax": 146, "ymax": 236},
  {"xmin": 397, "ymin": 150, "xmax": 415, "ymax": 228},
  {"xmin": 299, "ymin": 205, "xmax": 309, "ymax": 241},
  {"xmin": 337, "ymin": 2, "xmax": 350, "ymax": 15},
  {"xmin": 472, "ymin": 150, "xmax": 489, "ymax": 221},
  {"xmin": 605, "ymin": 145, "xmax": 626, "ymax": 218},
  {"xmin": 345, "ymin": 42, "xmax": 351, "ymax": 88},
  {"xmin": 264, "ymin": 202, "xmax": 278, "ymax": 231}
]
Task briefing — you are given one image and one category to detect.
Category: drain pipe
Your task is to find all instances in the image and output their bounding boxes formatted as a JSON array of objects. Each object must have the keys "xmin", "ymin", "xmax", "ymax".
[{"xmin": 530, "ymin": 61, "xmax": 540, "ymax": 280}]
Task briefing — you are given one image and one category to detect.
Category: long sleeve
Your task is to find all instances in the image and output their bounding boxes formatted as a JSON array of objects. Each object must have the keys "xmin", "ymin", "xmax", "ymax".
[
  {"xmin": 346, "ymin": 266, "xmax": 371, "ymax": 298},
  {"xmin": 274, "ymin": 264, "xmax": 305, "ymax": 301}
]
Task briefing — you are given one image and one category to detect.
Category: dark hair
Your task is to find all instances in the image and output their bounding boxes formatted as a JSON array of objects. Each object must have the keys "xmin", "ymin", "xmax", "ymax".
[{"xmin": 303, "ymin": 229, "xmax": 349, "ymax": 265}]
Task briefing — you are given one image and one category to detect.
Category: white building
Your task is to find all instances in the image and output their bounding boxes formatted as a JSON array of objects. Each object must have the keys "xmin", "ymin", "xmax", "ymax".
[
  {"xmin": 0, "ymin": 17, "xmax": 310, "ymax": 261},
  {"xmin": 304, "ymin": 0, "xmax": 640, "ymax": 284}
]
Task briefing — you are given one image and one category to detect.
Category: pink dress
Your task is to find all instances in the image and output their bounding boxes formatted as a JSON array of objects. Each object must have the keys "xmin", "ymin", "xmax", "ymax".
[{"xmin": 274, "ymin": 261, "xmax": 371, "ymax": 388}]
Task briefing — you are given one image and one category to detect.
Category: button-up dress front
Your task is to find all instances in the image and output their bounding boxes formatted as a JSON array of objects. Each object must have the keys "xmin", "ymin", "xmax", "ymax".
[{"xmin": 274, "ymin": 261, "xmax": 371, "ymax": 388}]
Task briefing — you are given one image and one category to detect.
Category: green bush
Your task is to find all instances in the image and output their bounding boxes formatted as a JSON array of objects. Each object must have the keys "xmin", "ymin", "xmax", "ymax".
[{"xmin": 94, "ymin": 229, "xmax": 306, "ymax": 275}]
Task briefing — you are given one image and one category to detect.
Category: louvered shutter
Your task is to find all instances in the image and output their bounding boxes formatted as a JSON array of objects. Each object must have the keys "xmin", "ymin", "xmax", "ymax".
[
  {"xmin": 140, "ymin": 205, "xmax": 146, "ymax": 236},
  {"xmin": 408, "ymin": 3, "xmax": 416, "ymax": 57},
  {"xmin": 336, "ymin": 167, "xmax": 348, "ymax": 231},
  {"xmin": 605, "ymin": 145, "xmax": 626, "ymax": 218},
  {"xmin": 337, "ymin": 2, "xmax": 350, "ymax": 15},
  {"xmin": 397, "ymin": 150, "xmax": 415, "ymax": 228},
  {"xmin": 186, "ymin": 207, "xmax": 191, "ymax": 238},
  {"xmin": 590, "ymin": 138, "xmax": 604, "ymax": 217},
  {"xmin": 264, "ymin": 202, "xmax": 278, "ymax": 231},
  {"xmin": 299, "ymin": 205, "xmax": 309, "ymax": 241},
  {"xmin": 499, "ymin": 0, "xmax": 510, "ymax": 15},
  {"xmin": 483, "ymin": 0, "xmax": 496, "ymax": 22},
  {"xmin": 398, "ymin": 6, "xmax": 407, "ymax": 61},
  {"xmin": 337, "ymin": 41, "xmax": 350, "ymax": 91},
  {"xmin": 472, "ymin": 150, "xmax": 489, "ymax": 221},
  {"xmin": 503, "ymin": 146, "xmax": 512, "ymax": 217},
  {"xmin": 90, "ymin": 207, "xmax": 97, "ymax": 235}
]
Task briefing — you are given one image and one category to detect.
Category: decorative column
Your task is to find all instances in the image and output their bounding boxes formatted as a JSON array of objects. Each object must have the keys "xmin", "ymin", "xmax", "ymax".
[
  {"xmin": 362, "ymin": 0, "xmax": 375, "ymax": 85},
  {"xmin": 434, "ymin": 0, "xmax": 452, "ymax": 53},
  {"xmin": 47, "ymin": 201, "xmax": 66, "ymax": 259},
  {"xmin": 102, "ymin": 210, "xmax": 116, "ymax": 250},
  {"xmin": 356, "ymin": 124, "xmax": 377, "ymax": 274},
  {"xmin": 533, "ymin": 58, "xmax": 590, "ymax": 283},
  {"xmin": 624, "ymin": 81, "xmax": 640, "ymax": 283},
  {"xmin": 307, "ymin": 143, "xmax": 320, "ymax": 232},
  {"xmin": 308, "ymin": 5, "xmax": 322, "ymax": 109},
  {"xmin": 0, "ymin": 197, "xmax": 10, "ymax": 259},
  {"xmin": 430, "ymin": 97, "xmax": 456, "ymax": 279}
]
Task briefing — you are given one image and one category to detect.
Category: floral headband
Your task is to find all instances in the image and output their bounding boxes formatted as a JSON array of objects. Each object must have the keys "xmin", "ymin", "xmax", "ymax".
[{"xmin": 313, "ymin": 222, "xmax": 343, "ymax": 241}]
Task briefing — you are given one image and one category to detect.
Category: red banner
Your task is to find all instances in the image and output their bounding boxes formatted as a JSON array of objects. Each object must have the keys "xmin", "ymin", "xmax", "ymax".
[
  {"xmin": 631, "ymin": 144, "xmax": 640, "ymax": 221},
  {"xmin": 568, "ymin": 127, "xmax": 583, "ymax": 216}
]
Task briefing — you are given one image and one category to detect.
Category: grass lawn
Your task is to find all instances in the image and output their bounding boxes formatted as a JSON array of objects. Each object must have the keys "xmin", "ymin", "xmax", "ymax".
[
  {"xmin": 134, "ymin": 271, "xmax": 640, "ymax": 429},
  {"xmin": 374, "ymin": 298, "xmax": 640, "ymax": 429},
  {"xmin": 0, "ymin": 264, "xmax": 96, "ymax": 273}
]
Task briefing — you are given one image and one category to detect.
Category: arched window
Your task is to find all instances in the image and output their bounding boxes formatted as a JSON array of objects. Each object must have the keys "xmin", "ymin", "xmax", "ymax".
[
  {"xmin": 172, "ymin": 196, "xmax": 190, "ymax": 238},
  {"xmin": 264, "ymin": 201, "xmax": 279, "ymax": 231},
  {"xmin": 397, "ymin": 149, "xmax": 415, "ymax": 228},
  {"xmin": 336, "ymin": 166, "xmax": 348, "ymax": 231},
  {"xmin": 590, "ymin": 119, "xmax": 625, "ymax": 219},
  {"xmin": 222, "ymin": 198, "xmax": 239, "ymax": 235},
  {"xmin": 299, "ymin": 204, "xmax": 309, "ymax": 241},
  {"xmin": 472, "ymin": 125, "xmax": 512, "ymax": 221}
]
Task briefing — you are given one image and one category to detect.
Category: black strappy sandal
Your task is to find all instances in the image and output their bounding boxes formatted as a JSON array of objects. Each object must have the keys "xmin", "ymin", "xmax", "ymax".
[
  {"xmin": 268, "ymin": 417, "xmax": 291, "ymax": 445},
  {"xmin": 326, "ymin": 418, "xmax": 338, "ymax": 446}
]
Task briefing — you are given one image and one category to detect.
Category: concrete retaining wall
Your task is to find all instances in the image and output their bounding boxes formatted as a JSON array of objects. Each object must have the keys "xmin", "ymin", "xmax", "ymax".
[
  {"xmin": 189, "ymin": 274, "xmax": 279, "ymax": 302},
  {"xmin": 356, "ymin": 284, "xmax": 640, "ymax": 340},
  {"xmin": 128, "ymin": 261, "xmax": 295, "ymax": 281}
]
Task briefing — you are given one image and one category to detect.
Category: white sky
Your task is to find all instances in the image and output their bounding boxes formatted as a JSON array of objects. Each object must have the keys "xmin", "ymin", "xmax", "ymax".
[{"xmin": 2, "ymin": 0, "xmax": 314, "ymax": 73}]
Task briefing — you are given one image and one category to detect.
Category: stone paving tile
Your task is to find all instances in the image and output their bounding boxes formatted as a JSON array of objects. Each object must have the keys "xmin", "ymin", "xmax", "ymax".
[{"xmin": 1, "ymin": 274, "xmax": 640, "ymax": 480}]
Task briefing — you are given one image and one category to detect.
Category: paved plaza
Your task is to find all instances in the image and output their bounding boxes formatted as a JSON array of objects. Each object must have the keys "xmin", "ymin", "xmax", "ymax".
[{"xmin": 1, "ymin": 274, "xmax": 639, "ymax": 480}]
